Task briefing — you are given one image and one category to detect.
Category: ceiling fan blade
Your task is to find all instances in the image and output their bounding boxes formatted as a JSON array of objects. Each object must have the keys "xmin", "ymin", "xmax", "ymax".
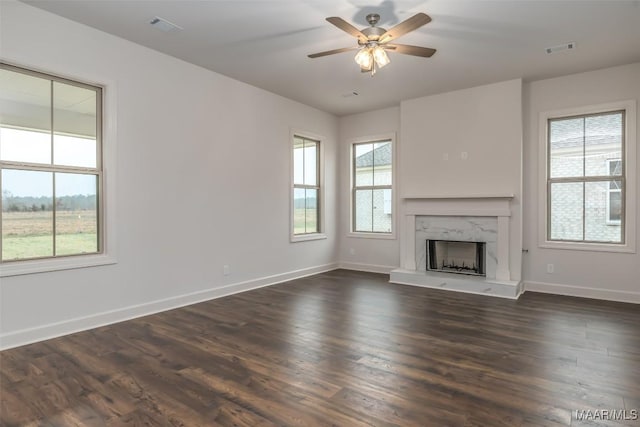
[
  {"xmin": 384, "ymin": 43, "xmax": 436, "ymax": 57},
  {"xmin": 326, "ymin": 17, "xmax": 367, "ymax": 43},
  {"xmin": 308, "ymin": 47, "xmax": 358, "ymax": 58},
  {"xmin": 379, "ymin": 13, "xmax": 432, "ymax": 44}
]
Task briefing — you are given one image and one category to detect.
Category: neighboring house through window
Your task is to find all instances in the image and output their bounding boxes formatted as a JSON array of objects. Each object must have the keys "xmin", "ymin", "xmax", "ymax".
[
  {"xmin": 352, "ymin": 139, "xmax": 393, "ymax": 234},
  {"xmin": 1, "ymin": 63, "xmax": 103, "ymax": 263},
  {"xmin": 546, "ymin": 110, "xmax": 625, "ymax": 244}
]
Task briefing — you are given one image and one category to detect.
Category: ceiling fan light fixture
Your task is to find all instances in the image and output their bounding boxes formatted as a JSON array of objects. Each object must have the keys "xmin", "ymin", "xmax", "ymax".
[
  {"xmin": 372, "ymin": 45, "xmax": 390, "ymax": 68},
  {"xmin": 354, "ymin": 47, "xmax": 373, "ymax": 69}
]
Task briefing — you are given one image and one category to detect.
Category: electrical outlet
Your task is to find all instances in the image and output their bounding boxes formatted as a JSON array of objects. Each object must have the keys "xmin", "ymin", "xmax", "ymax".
[
  {"xmin": 546, "ymin": 263, "xmax": 554, "ymax": 274},
  {"xmin": 223, "ymin": 265, "xmax": 230, "ymax": 276},
  {"xmin": 349, "ymin": 248, "xmax": 356, "ymax": 255},
  {"xmin": 461, "ymin": 151, "xmax": 468, "ymax": 160},
  {"xmin": 443, "ymin": 153, "xmax": 449, "ymax": 161}
]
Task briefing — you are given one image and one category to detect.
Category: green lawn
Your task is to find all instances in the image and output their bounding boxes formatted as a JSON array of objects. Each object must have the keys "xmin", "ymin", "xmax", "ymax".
[
  {"xmin": 2, "ymin": 210, "xmax": 98, "ymax": 261},
  {"xmin": 293, "ymin": 208, "xmax": 318, "ymax": 235},
  {"xmin": 2, "ymin": 234, "xmax": 98, "ymax": 260}
]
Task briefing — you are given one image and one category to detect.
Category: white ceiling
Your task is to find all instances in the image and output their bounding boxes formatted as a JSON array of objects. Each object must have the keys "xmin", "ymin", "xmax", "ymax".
[{"xmin": 22, "ymin": 0, "xmax": 640, "ymax": 116}]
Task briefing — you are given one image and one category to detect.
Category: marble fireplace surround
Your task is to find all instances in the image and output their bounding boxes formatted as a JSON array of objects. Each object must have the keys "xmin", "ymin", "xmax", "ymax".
[{"xmin": 390, "ymin": 195, "xmax": 522, "ymax": 299}]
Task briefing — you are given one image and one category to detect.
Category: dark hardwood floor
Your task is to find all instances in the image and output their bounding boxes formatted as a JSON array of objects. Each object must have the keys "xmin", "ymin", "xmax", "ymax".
[{"xmin": 1, "ymin": 269, "xmax": 639, "ymax": 426}]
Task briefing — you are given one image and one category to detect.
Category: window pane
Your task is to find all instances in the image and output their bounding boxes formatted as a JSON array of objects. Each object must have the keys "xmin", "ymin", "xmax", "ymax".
[
  {"xmin": 305, "ymin": 188, "xmax": 318, "ymax": 233},
  {"xmin": 303, "ymin": 141, "xmax": 317, "ymax": 186},
  {"xmin": 383, "ymin": 188, "xmax": 392, "ymax": 215},
  {"xmin": 549, "ymin": 118, "xmax": 584, "ymax": 178},
  {"xmin": 293, "ymin": 187, "xmax": 305, "ymax": 234},
  {"xmin": 582, "ymin": 181, "xmax": 622, "ymax": 243},
  {"xmin": 354, "ymin": 189, "xmax": 373, "ymax": 232},
  {"xmin": 372, "ymin": 189, "xmax": 392, "ymax": 233},
  {"xmin": 0, "ymin": 127, "xmax": 51, "ymax": 164},
  {"xmin": 609, "ymin": 189, "xmax": 622, "ymax": 222},
  {"xmin": 293, "ymin": 137, "xmax": 304, "ymax": 185},
  {"xmin": 55, "ymin": 173, "xmax": 99, "ymax": 255},
  {"xmin": 372, "ymin": 141, "xmax": 392, "ymax": 186},
  {"xmin": 1, "ymin": 169, "xmax": 53, "ymax": 260},
  {"xmin": 354, "ymin": 143, "xmax": 374, "ymax": 186},
  {"xmin": 609, "ymin": 159, "xmax": 622, "ymax": 177},
  {"xmin": 550, "ymin": 182, "xmax": 583, "ymax": 241},
  {"xmin": 54, "ymin": 134, "xmax": 97, "ymax": 169},
  {"xmin": 53, "ymin": 82, "xmax": 97, "ymax": 168},
  {"xmin": 0, "ymin": 68, "xmax": 52, "ymax": 164},
  {"xmin": 584, "ymin": 113, "xmax": 622, "ymax": 177}
]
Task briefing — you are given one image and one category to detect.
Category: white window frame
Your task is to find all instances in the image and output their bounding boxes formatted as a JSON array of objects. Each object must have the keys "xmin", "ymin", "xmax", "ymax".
[
  {"xmin": 348, "ymin": 133, "xmax": 396, "ymax": 240},
  {"xmin": 290, "ymin": 129, "xmax": 325, "ymax": 242},
  {"xmin": 538, "ymin": 100, "xmax": 636, "ymax": 253},
  {"xmin": 0, "ymin": 61, "xmax": 117, "ymax": 277}
]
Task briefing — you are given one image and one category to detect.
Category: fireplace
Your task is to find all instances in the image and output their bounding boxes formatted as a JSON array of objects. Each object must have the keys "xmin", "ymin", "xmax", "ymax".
[
  {"xmin": 427, "ymin": 240, "xmax": 486, "ymax": 276},
  {"xmin": 390, "ymin": 194, "xmax": 522, "ymax": 299}
]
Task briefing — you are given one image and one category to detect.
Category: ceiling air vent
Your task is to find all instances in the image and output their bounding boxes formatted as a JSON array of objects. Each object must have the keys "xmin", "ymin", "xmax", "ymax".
[
  {"xmin": 545, "ymin": 42, "xmax": 576, "ymax": 54},
  {"xmin": 150, "ymin": 16, "xmax": 183, "ymax": 33}
]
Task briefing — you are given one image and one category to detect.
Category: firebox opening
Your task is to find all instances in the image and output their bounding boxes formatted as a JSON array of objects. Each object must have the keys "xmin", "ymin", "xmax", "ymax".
[{"xmin": 427, "ymin": 240, "xmax": 486, "ymax": 276}]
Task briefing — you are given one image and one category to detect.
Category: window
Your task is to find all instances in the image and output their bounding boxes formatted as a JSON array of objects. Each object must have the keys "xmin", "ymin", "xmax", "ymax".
[
  {"xmin": 1, "ymin": 63, "xmax": 103, "ymax": 263},
  {"xmin": 292, "ymin": 134, "xmax": 321, "ymax": 237},
  {"xmin": 352, "ymin": 139, "xmax": 393, "ymax": 234},
  {"xmin": 547, "ymin": 110, "xmax": 624, "ymax": 244}
]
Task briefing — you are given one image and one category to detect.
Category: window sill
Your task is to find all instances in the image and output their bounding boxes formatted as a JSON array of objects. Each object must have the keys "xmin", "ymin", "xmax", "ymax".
[
  {"xmin": 0, "ymin": 253, "xmax": 117, "ymax": 277},
  {"xmin": 539, "ymin": 240, "xmax": 635, "ymax": 254},
  {"xmin": 291, "ymin": 233, "xmax": 327, "ymax": 243},
  {"xmin": 347, "ymin": 232, "xmax": 396, "ymax": 240}
]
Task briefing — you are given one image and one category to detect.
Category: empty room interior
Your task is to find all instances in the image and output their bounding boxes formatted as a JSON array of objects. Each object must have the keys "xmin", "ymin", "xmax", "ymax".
[{"xmin": 1, "ymin": 0, "xmax": 640, "ymax": 425}]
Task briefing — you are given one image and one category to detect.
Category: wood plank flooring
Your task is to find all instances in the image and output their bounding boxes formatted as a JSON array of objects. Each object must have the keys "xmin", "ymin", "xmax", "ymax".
[{"xmin": 1, "ymin": 269, "xmax": 639, "ymax": 426}]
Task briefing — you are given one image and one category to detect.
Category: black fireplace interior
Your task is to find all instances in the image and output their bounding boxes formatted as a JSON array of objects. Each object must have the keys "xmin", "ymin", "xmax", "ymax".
[{"xmin": 427, "ymin": 240, "xmax": 486, "ymax": 276}]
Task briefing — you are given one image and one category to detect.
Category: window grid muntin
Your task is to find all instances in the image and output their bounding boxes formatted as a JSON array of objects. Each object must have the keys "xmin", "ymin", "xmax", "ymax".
[
  {"xmin": 546, "ymin": 110, "xmax": 625, "ymax": 244},
  {"xmin": 293, "ymin": 136, "xmax": 320, "ymax": 235},
  {"xmin": 352, "ymin": 140, "xmax": 392, "ymax": 234},
  {"xmin": 0, "ymin": 62, "xmax": 103, "ymax": 262}
]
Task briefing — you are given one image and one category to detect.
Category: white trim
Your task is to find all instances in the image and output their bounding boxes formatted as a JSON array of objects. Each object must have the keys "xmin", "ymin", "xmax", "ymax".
[
  {"xmin": 0, "ymin": 253, "xmax": 116, "ymax": 277},
  {"xmin": 0, "ymin": 60, "xmax": 118, "ymax": 275},
  {"xmin": 0, "ymin": 262, "xmax": 339, "ymax": 350},
  {"xmin": 348, "ymin": 132, "xmax": 397, "ymax": 239},
  {"xmin": 291, "ymin": 233, "xmax": 327, "ymax": 243},
  {"xmin": 338, "ymin": 261, "xmax": 396, "ymax": 274},
  {"xmin": 290, "ymin": 128, "xmax": 325, "ymax": 242},
  {"xmin": 538, "ymin": 99, "xmax": 636, "ymax": 253},
  {"xmin": 346, "ymin": 232, "xmax": 396, "ymax": 240},
  {"xmin": 404, "ymin": 208, "xmax": 511, "ymax": 217},
  {"xmin": 524, "ymin": 281, "xmax": 640, "ymax": 304},
  {"xmin": 402, "ymin": 194, "xmax": 514, "ymax": 200}
]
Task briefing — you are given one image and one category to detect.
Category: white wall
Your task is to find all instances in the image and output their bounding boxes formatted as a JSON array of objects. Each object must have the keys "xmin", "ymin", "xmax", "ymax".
[
  {"xmin": 523, "ymin": 63, "xmax": 640, "ymax": 301},
  {"xmin": 0, "ymin": 1, "xmax": 339, "ymax": 348},
  {"xmin": 337, "ymin": 106, "xmax": 400, "ymax": 272},
  {"xmin": 399, "ymin": 80, "xmax": 524, "ymax": 281}
]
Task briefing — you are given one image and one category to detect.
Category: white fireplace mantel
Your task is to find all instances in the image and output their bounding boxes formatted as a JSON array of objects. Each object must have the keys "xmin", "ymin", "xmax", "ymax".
[{"xmin": 391, "ymin": 194, "xmax": 522, "ymax": 299}]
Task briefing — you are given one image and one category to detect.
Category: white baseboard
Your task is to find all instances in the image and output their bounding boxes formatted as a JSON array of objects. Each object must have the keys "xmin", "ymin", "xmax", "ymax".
[
  {"xmin": 0, "ymin": 263, "xmax": 339, "ymax": 351},
  {"xmin": 338, "ymin": 262, "xmax": 397, "ymax": 274},
  {"xmin": 524, "ymin": 281, "xmax": 640, "ymax": 304}
]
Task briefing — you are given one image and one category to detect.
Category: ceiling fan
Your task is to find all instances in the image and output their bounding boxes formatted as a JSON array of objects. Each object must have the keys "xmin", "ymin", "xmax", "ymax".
[{"xmin": 308, "ymin": 12, "xmax": 436, "ymax": 75}]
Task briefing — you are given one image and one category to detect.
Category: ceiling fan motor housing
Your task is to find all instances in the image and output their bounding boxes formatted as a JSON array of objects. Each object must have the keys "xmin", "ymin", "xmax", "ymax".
[{"xmin": 360, "ymin": 26, "xmax": 386, "ymax": 44}]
